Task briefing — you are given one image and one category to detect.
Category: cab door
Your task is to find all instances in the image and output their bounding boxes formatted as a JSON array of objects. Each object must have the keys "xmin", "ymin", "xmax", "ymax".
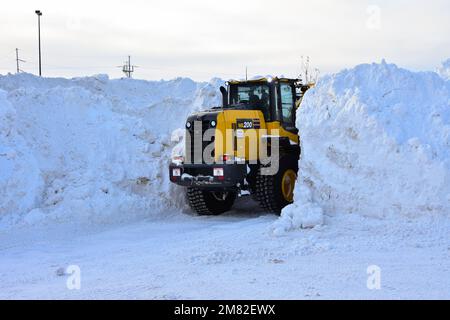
[{"xmin": 278, "ymin": 82, "xmax": 298, "ymax": 134}]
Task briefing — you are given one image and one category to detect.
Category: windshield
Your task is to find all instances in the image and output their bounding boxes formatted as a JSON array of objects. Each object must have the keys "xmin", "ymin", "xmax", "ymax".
[{"xmin": 229, "ymin": 84, "xmax": 270, "ymax": 119}]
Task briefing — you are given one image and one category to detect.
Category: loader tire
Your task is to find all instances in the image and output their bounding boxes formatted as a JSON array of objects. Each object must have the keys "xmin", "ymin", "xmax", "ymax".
[
  {"xmin": 255, "ymin": 155, "xmax": 298, "ymax": 214},
  {"xmin": 187, "ymin": 188, "xmax": 236, "ymax": 215}
]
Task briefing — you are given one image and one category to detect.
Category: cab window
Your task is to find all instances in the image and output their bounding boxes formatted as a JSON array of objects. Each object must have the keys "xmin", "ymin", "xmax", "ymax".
[
  {"xmin": 229, "ymin": 84, "xmax": 270, "ymax": 120},
  {"xmin": 280, "ymin": 83, "xmax": 294, "ymax": 125}
]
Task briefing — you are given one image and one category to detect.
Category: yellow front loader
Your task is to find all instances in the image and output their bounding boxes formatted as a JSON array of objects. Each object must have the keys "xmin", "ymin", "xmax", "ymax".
[{"xmin": 169, "ymin": 77, "xmax": 312, "ymax": 215}]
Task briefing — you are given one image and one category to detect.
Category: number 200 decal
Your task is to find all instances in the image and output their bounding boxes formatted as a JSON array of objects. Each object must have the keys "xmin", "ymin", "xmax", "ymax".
[{"xmin": 237, "ymin": 119, "xmax": 257, "ymax": 129}]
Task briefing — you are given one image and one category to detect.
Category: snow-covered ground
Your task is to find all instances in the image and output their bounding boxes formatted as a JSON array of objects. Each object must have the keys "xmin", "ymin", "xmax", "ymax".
[
  {"xmin": 0, "ymin": 60, "xmax": 449, "ymax": 299},
  {"xmin": 1, "ymin": 205, "xmax": 449, "ymax": 299}
]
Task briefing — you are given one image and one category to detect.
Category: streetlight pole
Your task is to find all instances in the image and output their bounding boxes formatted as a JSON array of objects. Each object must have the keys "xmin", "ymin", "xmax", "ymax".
[
  {"xmin": 35, "ymin": 10, "xmax": 42, "ymax": 76},
  {"xmin": 16, "ymin": 48, "xmax": 20, "ymax": 74}
]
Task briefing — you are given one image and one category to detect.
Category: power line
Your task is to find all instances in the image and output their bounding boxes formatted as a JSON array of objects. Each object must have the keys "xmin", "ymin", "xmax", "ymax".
[
  {"xmin": 15, "ymin": 48, "xmax": 26, "ymax": 73},
  {"xmin": 0, "ymin": 55, "xmax": 258, "ymax": 79}
]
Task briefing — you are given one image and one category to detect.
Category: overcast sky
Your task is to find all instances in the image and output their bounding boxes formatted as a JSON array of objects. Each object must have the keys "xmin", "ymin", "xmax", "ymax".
[{"xmin": 0, "ymin": 0, "xmax": 449, "ymax": 81}]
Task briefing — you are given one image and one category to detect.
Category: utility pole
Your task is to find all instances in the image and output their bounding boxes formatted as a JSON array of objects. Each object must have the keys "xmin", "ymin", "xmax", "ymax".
[
  {"xmin": 245, "ymin": 66, "xmax": 248, "ymax": 81},
  {"xmin": 15, "ymin": 48, "xmax": 26, "ymax": 73},
  {"xmin": 35, "ymin": 10, "xmax": 42, "ymax": 76},
  {"xmin": 118, "ymin": 55, "xmax": 137, "ymax": 78}
]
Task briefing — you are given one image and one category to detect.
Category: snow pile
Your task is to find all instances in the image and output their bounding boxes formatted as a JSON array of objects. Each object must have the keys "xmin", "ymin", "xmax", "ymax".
[
  {"xmin": 437, "ymin": 59, "xmax": 450, "ymax": 81},
  {"xmin": 2, "ymin": 61, "xmax": 449, "ymax": 233},
  {"xmin": 0, "ymin": 73, "xmax": 221, "ymax": 230},
  {"xmin": 275, "ymin": 60, "xmax": 450, "ymax": 233},
  {"xmin": 0, "ymin": 91, "xmax": 43, "ymax": 222}
]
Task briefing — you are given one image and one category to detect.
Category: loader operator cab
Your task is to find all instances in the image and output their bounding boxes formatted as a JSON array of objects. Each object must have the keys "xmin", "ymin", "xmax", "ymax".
[{"xmin": 225, "ymin": 78, "xmax": 299, "ymax": 134}]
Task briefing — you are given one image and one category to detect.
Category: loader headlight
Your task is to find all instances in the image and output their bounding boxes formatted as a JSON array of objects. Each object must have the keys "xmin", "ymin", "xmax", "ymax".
[
  {"xmin": 186, "ymin": 121, "xmax": 192, "ymax": 129},
  {"xmin": 210, "ymin": 120, "xmax": 216, "ymax": 127}
]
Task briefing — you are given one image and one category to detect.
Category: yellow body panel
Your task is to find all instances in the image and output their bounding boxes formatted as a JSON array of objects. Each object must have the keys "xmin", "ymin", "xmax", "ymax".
[
  {"xmin": 265, "ymin": 121, "xmax": 299, "ymax": 144},
  {"xmin": 215, "ymin": 110, "xmax": 264, "ymax": 162},
  {"xmin": 214, "ymin": 110, "xmax": 299, "ymax": 162}
]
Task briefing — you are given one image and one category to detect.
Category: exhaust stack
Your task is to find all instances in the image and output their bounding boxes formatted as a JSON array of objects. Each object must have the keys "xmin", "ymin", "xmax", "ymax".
[{"xmin": 220, "ymin": 86, "xmax": 228, "ymax": 107}]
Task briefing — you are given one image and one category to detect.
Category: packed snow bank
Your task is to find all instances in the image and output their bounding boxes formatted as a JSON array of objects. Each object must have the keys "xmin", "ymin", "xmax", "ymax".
[
  {"xmin": 2, "ymin": 61, "xmax": 449, "ymax": 233},
  {"xmin": 437, "ymin": 59, "xmax": 450, "ymax": 81},
  {"xmin": 0, "ymin": 73, "xmax": 221, "ymax": 230},
  {"xmin": 276, "ymin": 60, "xmax": 450, "ymax": 233}
]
